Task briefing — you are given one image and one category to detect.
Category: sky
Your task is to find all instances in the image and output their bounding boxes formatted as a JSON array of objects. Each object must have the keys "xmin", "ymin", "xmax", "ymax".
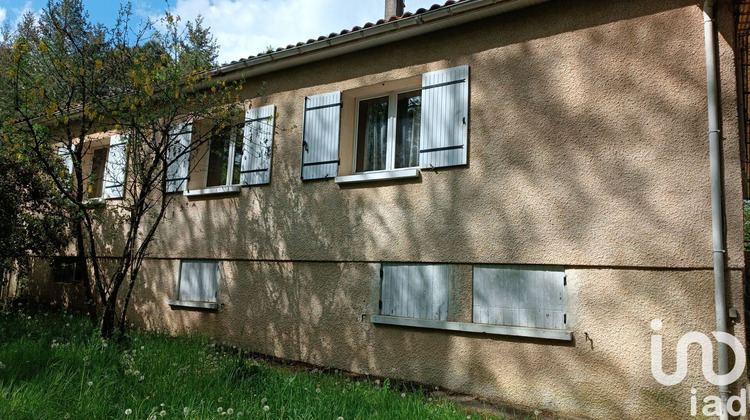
[{"xmin": 0, "ymin": 0, "xmax": 443, "ymax": 64}]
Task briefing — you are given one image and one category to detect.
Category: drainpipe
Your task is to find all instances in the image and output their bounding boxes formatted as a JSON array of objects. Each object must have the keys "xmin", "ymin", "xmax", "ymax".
[{"xmin": 703, "ymin": 0, "xmax": 729, "ymax": 418}]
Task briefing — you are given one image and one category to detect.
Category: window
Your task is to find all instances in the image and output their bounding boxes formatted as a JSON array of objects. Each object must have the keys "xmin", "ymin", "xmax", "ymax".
[
  {"xmin": 88, "ymin": 148, "xmax": 108, "ymax": 198},
  {"xmin": 50, "ymin": 257, "xmax": 82, "ymax": 284},
  {"xmin": 379, "ymin": 263, "xmax": 450, "ymax": 320},
  {"xmin": 176, "ymin": 105, "xmax": 276, "ymax": 196},
  {"xmin": 300, "ymin": 65, "xmax": 469, "ymax": 182},
  {"xmin": 355, "ymin": 90, "xmax": 421, "ymax": 172},
  {"xmin": 206, "ymin": 125, "xmax": 243, "ymax": 187},
  {"xmin": 169, "ymin": 260, "xmax": 218, "ymax": 309},
  {"xmin": 473, "ymin": 265, "xmax": 566, "ymax": 330}
]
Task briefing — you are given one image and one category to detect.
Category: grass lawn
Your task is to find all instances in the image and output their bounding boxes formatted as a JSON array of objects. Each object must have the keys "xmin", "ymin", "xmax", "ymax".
[{"xmin": 0, "ymin": 305, "xmax": 512, "ymax": 419}]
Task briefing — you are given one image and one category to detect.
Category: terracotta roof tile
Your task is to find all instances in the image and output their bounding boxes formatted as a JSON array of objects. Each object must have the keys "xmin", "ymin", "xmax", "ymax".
[{"xmin": 220, "ymin": 0, "xmax": 471, "ymax": 65}]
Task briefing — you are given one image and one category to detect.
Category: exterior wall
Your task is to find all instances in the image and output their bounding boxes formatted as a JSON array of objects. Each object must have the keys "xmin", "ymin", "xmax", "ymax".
[{"xmin": 24, "ymin": 0, "xmax": 747, "ymax": 418}]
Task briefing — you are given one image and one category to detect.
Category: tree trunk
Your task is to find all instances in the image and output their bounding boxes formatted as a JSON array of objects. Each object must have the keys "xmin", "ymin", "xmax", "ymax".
[
  {"xmin": 100, "ymin": 298, "xmax": 116, "ymax": 339},
  {"xmin": 75, "ymin": 220, "xmax": 97, "ymax": 325}
]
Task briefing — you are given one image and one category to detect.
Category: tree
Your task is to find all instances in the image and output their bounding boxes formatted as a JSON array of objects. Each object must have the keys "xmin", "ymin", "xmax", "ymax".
[{"xmin": 2, "ymin": 0, "xmax": 246, "ymax": 337}]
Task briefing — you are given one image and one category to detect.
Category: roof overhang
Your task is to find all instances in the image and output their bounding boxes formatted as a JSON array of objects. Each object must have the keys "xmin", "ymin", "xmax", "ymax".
[{"xmin": 210, "ymin": 0, "xmax": 553, "ymax": 83}]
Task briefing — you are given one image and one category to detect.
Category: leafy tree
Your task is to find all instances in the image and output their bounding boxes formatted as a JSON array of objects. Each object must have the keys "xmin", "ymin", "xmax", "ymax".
[{"xmin": 2, "ymin": 0, "xmax": 245, "ymax": 337}]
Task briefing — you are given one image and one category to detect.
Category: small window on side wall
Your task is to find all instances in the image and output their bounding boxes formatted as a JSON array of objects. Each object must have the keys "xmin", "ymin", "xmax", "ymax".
[
  {"xmin": 473, "ymin": 265, "xmax": 566, "ymax": 330},
  {"xmin": 169, "ymin": 260, "xmax": 218, "ymax": 310},
  {"xmin": 380, "ymin": 263, "xmax": 450, "ymax": 321},
  {"xmin": 50, "ymin": 257, "xmax": 82, "ymax": 284}
]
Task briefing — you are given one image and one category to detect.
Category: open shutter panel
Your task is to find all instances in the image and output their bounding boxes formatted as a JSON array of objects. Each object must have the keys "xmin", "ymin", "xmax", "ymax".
[
  {"xmin": 241, "ymin": 105, "xmax": 275, "ymax": 185},
  {"xmin": 57, "ymin": 145, "xmax": 74, "ymax": 177},
  {"xmin": 179, "ymin": 261, "xmax": 218, "ymax": 303},
  {"xmin": 419, "ymin": 65, "xmax": 469, "ymax": 168},
  {"xmin": 166, "ymin": 123, "xmax": 192, "ymax": 192},
  {"xmin": 301, "ymin": 92, "xmax": 341, "ymax": 180},
  {"xmin": 102, "ymin": 134, "xmax": 127, "ymax": 199}
]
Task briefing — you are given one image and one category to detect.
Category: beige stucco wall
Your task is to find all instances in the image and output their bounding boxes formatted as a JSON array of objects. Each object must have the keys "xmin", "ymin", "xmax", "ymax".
[{"xmin": 25, "ymin": 0, "xmax": 749, "ymax": 418}]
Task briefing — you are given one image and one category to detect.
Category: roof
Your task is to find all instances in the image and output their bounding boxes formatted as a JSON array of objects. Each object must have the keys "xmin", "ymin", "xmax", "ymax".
[
  {"xmin": 222, "ymin": 0, "xmax": 469, "ymax": 66},
  {"xmin": 211, "ymin": 0, "xmax": 552, "ymax": 81}
]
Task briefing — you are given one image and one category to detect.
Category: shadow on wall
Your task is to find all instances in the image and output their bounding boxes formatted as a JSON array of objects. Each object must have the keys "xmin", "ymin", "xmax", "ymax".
[{"xmin": 115, "ymin": 0, "xmax": 746, "ymax": 419}]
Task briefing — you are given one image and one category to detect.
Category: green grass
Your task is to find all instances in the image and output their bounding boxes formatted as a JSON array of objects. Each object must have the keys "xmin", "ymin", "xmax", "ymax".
[{"xmin": 0, "ymin": 305, "xmax": 507, "ymax": 419}]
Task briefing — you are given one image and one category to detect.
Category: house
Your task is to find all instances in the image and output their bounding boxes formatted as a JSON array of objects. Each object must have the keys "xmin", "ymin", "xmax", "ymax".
[{"xmin": 25, "ymin": 0, "xmax": 750, "ymax": 418}]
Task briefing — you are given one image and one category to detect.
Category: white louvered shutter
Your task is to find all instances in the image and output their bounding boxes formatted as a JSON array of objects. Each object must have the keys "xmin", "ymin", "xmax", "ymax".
[
  {"xmin": 419, "ymin": 65, "xmax": 469, "ymax": 168},
  {"xmin": 473, "ymin": 265, "xmax": 566, "ymax": 330},
  {"xmin": 102, "ymin": 134, "xmax": 127, "ymax": 199},
  {"xmin": 301, "ymin": 92, "xmax": 341, "ymax": 180},
  {"xmin": 57, "ymin": 145, "xmax": 74, "ymax": 177},
  {"xmin": 179, "ymin": 260, "xmax": 218, "ymax": 303},
  {"xmin": 380, "ymin": 263, "xmax": 450, "ymax": 321},
  {"xmin": 166, "ymin": 123, "xmax": 192, "ymax": 192},
  {"xmin": 241, "ymin": 105, "xmax": 275, "ymax": 185}
]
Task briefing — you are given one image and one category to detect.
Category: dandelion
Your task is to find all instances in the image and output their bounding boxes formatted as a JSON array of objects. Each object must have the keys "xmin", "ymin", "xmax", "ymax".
[
  {"xmin": 217, "ymin": 407, "xmax": 223, "ymax": 413},
  {"xmin": 534, "ymin": 410, "xmax": 541, "ymax": 416},
  {"xmin": 83, "ymin": 356, "xmax": 89, "ymax": 362},
  {"xmin": 263, "ymin": 405, "xmax": 270, "ymax": 412},
  {"xmin": 141, "ymin": 346, "xmax": 145, "ymax": 350},
  {"xmin": 315, "ymin": 388, "xmax": 321, "ymax": 394},
  {"xmin": 237, "ymin": 413, "xmax": 243, "ymax": 417},
  {"xmin": 159, "ymin": 410, "xmax": 166, "ymax": 416},
  {"xmin": 27, "ymin": 316, "xmax": 31, "ymax": 320},
  {"xmin": 64, "ymin": 414, "xmax": 70, "ymax": 419},
  {"xmin": 375, "ymin": 379, "xmax": 380, "ymax": 385},
  {"xmin": 183, "ymin": 407, "xmax": 190, "ymax": 414},
  {"xmin": 139, "ymin": 376, "xmax": 145, "ymax": 382},
  {"xmin": 401, "ymin": 393, "xmax": 405, "ymax": 398},
  {"xmin": 261, "ymin": 398, "xmax": 267, "ymax": 404},
  {"xmin": 87, "ymin": 381, "xmax": 93, "ymax": 387},
  {"xmin": 337, "ymin": 417, "xmax": 344, "ymax": 420},
  {"xmin": 218, "ymin": 397, "xmax": 223, "ymax": 403},
  {"xmin": 102, "ymin": 342, "xmax": 108, "ymax": 348},
  {"xmin": 227, "ymin": 408, "xmax": 234, "ymax": 415},
  {"xmin": 125, "ymin": 408, "xmax": 132, "ymax": 415}
]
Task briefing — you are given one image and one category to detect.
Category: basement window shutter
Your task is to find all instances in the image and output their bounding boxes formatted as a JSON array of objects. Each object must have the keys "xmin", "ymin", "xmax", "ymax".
[
  {"xmin": 166, "ymin": 123, "xmax": 192, "ymax": 192},
  {"xmin": 179, "ymin": 260, "xmax": 218, "ymax": 303},
  {"xmin": 102, "ymin": 134, "xmax": 127, "ymax": 199},
  {"xmin": 473, "ymin": 265, "xmax": 565, "ymax": 330},
  {"xmin": 241, "ymin": 105, "xmax": 275, "ymax": 185},
  {"xmin": 380, "ymin": 263, "xmax": 450, "ymax": 321},
  {"xmin": 301, "ymin": 92, "xmax": 341, "ymax": 180},
  {"xmin": 419, "ymin": 65, "xmax": 469, "ymax": 168}
]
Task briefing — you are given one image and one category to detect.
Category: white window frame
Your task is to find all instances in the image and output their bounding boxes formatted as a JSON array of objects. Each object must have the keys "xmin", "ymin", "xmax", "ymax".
[
  {"xmin": 352, "ymin": 88, "xmax": 421, "ymax": 174},
  {"xmin": 204, "ymin": 125, "xmax": 242, "ymax": 188}
]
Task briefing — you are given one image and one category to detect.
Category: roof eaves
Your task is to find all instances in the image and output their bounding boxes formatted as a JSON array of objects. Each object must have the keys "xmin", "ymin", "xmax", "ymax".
[{"xmin": 210, "ymin": 0, "xmax": 553, "ymax": 81}]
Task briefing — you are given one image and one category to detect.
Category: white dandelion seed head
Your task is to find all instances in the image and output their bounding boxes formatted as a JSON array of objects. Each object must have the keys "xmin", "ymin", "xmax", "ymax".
[
  {"xmin": 263, "ymin": 405, "xmax": 270, "ymax": 412},
  {"xmin": 315, "ymin": 388, "xmax": 321, "ymax": 393},
  {"xmin": 217, "ymin": 407, "xmax": 223, "ymax": 413},
  {"xmin": 218, "ymin": 397, "xmax": 223, "ymax": 402},
  {"xmin": 227, "ymin": 408, "xmax": 234, "ymax": 414},
  {"xmin": 401, "ymin": 393, "xmax": 405, "ymax": 398},
  {"xmin": 183, "ymin": 407, "xmax": 189, "ymax": 414},
  {"xmin": 337, "ymin": 417, "xmax": 344, "ymax": 420},
  {"xmin": 534, "ymin": 410, "xmax": 540, "ymax": 416},
  {"xmin": 375, "ymin": 379, "xmax": 380, "ymax": 385},
  {"xmin": 261, "ymin": 398, "xmax": 267, "ymax": 404},
  {"xmin": 159, "ymin": 410, "xmax": 166, "ymax": 416},
  {"xmin": 237, "ymin": 413, "xmax": 243, "ymax": 417},
  {"xmin": 87, "ymin": 381, "xmax": 93, "ymax": 387},
  {"xmin": 125, "ymin": 408, "xmax": 132, "ymax": 415},
  {"xmin": 139, "ymin": 376, "xmax": 145, "ymax": 381}
]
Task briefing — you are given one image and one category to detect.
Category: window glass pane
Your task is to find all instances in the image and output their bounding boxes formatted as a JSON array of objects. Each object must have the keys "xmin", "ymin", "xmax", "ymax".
[
  {"xmin": 395, "ymin": 91, "xmax": 421, "ymax": 169},
  {"xmin": 231, "ymin": 125, "xmax": 243, "ymax": 185},
  {"xmin": 89, "ymin": 148, "xmax": 108, "ymax": 198},
  {"xmin": 356, "ymin": 96, "xmax": 388, "ymax": 172},
  {"xmin": 206, "ymin": 129, "xmax": 231, "ymax": 187}
]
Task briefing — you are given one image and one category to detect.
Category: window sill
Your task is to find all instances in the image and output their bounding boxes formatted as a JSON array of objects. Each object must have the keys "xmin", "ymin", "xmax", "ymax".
[
  {"xmin": 82, "ymin": 197, "xmax": 105, "ymax": 207},
  {"xmin": 183, "ymin": 185, "xmax": 241, "ymax": 197},
  {"xmin": 167, "ymin": 299, "xmax": 218, "ymax": 310},
  {"xmin": 370, "ymin": 315, "xmax": 572, "ymax": 341},
  {"xmin": 334, "ymin": 168, "xmax": 420, "ymax": 184}
]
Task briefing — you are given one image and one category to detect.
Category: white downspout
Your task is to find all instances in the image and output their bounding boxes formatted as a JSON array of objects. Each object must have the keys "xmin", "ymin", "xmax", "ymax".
[{"xmin": 703, "ymin": 1, "xmax": 730, "ymax": 418}]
